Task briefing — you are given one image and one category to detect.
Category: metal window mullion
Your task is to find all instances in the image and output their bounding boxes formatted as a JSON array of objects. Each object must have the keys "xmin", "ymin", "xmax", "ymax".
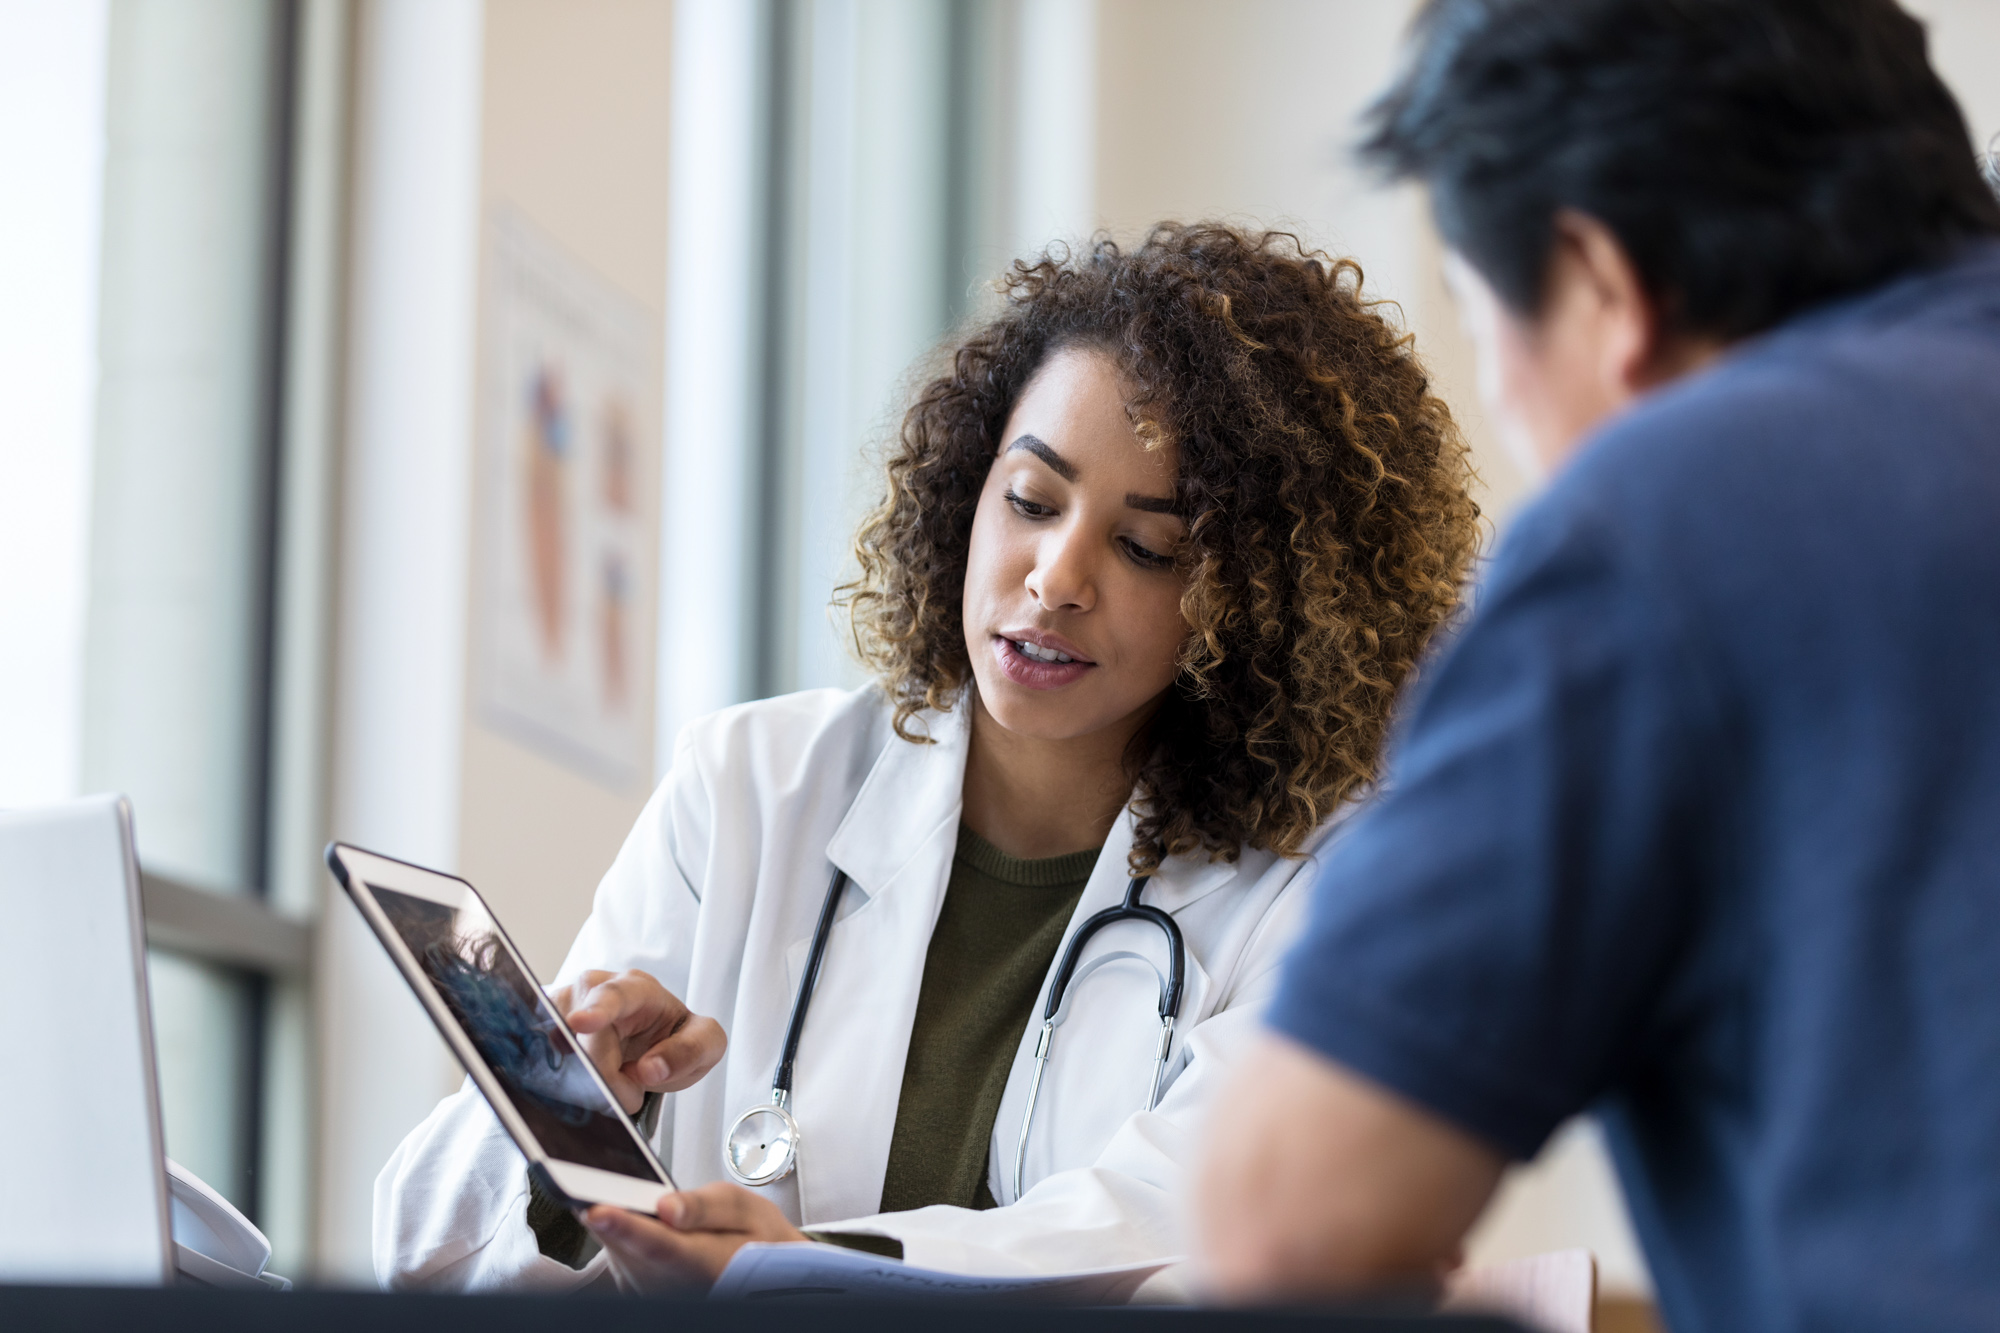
[{"xmin": 141, "ymin": 873, "xmax": 311, "ymax": 976}]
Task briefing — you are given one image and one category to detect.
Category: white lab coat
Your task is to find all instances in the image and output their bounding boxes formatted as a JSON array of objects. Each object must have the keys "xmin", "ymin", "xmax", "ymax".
[{"xmin": 374, "ymin": 686, "xmax": 1337, "ymax": 1298}]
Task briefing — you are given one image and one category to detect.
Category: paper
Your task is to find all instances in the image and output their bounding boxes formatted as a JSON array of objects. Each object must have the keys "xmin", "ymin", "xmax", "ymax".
[{"xmin": 710, "ymin": 1242, "xmax": 1173, "ymax": 1304}]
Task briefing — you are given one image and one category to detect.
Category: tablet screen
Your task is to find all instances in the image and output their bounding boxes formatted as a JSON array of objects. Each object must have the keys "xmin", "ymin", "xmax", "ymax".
[{"xmin": 371, "ymin": 884, "xmax": 658, "ymax": 1181}]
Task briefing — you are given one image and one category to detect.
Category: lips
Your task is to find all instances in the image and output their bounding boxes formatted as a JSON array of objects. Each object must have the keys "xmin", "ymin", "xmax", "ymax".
[
  {"xmin": 1001, "ymin": 628, "xmax": 1093, "ymax": 662},
  {"xmin": 992, "ymin": 632, "xmax": 1094, "ymax": 690}
]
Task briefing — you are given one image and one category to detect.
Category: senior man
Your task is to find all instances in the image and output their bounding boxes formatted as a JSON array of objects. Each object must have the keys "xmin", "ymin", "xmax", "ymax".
[{"xmin": 1196, "ymin": 3, "xmax": 2000, "ymax": 1331}]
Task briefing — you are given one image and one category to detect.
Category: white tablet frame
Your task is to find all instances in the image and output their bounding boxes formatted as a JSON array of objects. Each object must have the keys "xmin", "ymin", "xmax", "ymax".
[{"xmin": 326, "ymin": 842, "xmax": 674, "ymax": 1212}]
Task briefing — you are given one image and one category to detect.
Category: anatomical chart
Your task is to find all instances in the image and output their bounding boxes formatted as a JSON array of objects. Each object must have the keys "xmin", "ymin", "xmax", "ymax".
[{"xmin": 476, "ymin": 212, "xmax": 653, "ymax": 785}]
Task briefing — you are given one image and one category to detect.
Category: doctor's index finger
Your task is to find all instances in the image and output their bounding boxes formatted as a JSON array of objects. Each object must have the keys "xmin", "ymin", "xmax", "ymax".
[
  {"xmin": 557, "ymin": 969, "xmax": 614, "ymax": 1027},
  {"xmin": 575, "ymin": 1025, "xmax": 645, "ymax": 1111},
  {"xmin": 636, "ymin": 1014, "xmax": 727, "ymax": 1092},
  {"xmin": 566, "ymin": 969, "xmax": 686, "ymax": 1035}
]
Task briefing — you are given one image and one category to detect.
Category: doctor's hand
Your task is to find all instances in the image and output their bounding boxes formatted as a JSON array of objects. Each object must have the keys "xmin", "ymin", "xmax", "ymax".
[
  {"xmin": 555, "ymin": 969, "xmax": 726, "ymax": 1113},
  {"xmin": 583, "ymin": 1183, "xmax": 809, "ymax": 1292}
]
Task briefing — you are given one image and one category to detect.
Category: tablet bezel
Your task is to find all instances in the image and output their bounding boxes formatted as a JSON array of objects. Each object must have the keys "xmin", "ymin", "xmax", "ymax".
[{"xmin": 326, "ymin": 842, "xmax": 674, "ymax": 1213}]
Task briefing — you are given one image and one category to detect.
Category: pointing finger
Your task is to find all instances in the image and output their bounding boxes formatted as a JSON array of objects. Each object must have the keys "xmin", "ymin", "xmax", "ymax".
[
  {"xmin": 636, "ymin": 1015, "xmax": 727, "ymax": 1092},
  {"xmin": 563, "ymin": 971, "xmax": 620, "ymax": 1031}
]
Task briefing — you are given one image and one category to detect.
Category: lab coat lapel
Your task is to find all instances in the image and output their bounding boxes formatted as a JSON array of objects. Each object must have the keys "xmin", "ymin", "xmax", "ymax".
[
  {"xmin": 1076, "ymin": 801, "xmax": 1241, "ymax": 916},
  {"xmin": 1138, "ymin": 820, "xmax": 1241, "ymax": 917},
  {"xmin": 785, "ymin": 702, "xmax": 971, "ymax": 1224}
]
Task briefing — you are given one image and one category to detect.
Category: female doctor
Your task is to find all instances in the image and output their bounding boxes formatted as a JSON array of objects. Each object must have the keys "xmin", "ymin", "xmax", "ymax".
[{"xmin": 376, "ymin": 224, "xmax": 1479, "ymax": 1296}]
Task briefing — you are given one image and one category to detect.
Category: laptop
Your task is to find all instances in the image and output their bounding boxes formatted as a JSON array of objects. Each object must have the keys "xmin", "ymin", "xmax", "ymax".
[
  {"xmin": 0, "ymin": 794, "xmax": 173, "ymax": 1284},
  {"xmin": 0, "ymin": 794, "xmax": 286, "ymax": 1288}
]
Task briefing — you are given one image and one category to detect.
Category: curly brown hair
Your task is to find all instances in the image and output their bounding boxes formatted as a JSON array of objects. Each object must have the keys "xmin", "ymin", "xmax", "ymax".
[{"xmin": 840, "ymin": 223, "xmax": 1481, "ymax": 874}]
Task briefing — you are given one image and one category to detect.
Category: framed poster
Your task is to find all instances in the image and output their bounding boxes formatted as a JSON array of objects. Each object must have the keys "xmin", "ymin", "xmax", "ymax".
[{"xmin": 475, "ymin": 211, "xmax": 655, "ymax": 786}]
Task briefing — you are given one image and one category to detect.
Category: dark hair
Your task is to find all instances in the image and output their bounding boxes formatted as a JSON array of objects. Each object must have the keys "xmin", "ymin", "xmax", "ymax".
[
  {"xmin": 1363, "ymin": 0, "xmax": 2000, "ymax": 338},
  {"xmin": 838, "ymin": 224, "xmax": 1481, "ymax": 876}
]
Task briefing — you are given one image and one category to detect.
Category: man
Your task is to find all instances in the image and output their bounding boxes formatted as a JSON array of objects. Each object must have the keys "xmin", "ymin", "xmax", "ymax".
[{"xmin": 1194, "ymin": 2, "xmax": 2000, "ymax": 1329}]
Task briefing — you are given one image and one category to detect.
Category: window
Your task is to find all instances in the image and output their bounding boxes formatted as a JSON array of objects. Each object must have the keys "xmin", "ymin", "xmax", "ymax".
[{"xmin": 80, "ymin": 0, "xmax": 346, "ymax": 1271}]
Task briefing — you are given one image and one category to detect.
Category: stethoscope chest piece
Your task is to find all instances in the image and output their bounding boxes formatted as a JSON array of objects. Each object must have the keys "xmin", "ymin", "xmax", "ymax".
[{"xmin": 724, "ymin": 1094, "xmax": 800, "ymax": 1187}]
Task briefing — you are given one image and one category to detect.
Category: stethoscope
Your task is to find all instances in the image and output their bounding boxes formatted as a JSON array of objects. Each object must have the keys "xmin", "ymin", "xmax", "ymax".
[{"xmin": 723, "ymin": 860, "xmax": 1186, "ymax": 1197}]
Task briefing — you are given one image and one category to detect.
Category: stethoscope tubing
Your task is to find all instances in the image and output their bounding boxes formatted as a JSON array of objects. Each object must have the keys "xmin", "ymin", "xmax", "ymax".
[
  {"xmin": 721, "ymin": 867, "xmax": 848, "ymax": 1187},
  {"xmin": 773, "ymin": 865, "xmax": 849, "ymax": 1101},
  {"xmin": 1011, "ymin": 876, "xmax": 1184, "ymax": 1200},
  {"xmin": 726, "ymin": 859, "xmax": 1186, "ymax": 1198}
]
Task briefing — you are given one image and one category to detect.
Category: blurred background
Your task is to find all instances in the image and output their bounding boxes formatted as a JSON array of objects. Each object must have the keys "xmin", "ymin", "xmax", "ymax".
[{"xmin": 1, "ymin": 0, "xmax": 1994, "ymax": 1300}]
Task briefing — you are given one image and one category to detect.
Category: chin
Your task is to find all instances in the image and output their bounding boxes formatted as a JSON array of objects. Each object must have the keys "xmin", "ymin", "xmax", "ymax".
[{"xmin": 974, "ymin": 675, "xmax": 1108, "ymax": 742}]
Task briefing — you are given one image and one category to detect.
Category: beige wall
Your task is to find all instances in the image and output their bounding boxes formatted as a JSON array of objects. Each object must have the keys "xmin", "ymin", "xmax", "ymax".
[
  {"xmin": 1097, "ymin": 0, "xmax": 2000, "ymax": 535},
  {"xmin": 1910, "ymin": 0, "xmax": 2000, "ymax": 152},
  {"xmin": 458, "ymin": 0, "xmax": 672, "ymax": 979},
  {"xmin": 1095, "ymin": 0, "xmax": 1529, "ymax": 528}
]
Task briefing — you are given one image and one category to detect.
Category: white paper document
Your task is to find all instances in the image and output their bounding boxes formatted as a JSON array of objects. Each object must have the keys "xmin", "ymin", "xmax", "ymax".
[{"xmin": 710, "ymin": 1242, "xmax": 1173, "ymax": 1303}]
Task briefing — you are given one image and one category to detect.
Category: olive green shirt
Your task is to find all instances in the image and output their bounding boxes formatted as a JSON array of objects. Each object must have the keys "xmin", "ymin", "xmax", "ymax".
[
  {"xmin": 530, "ymin": 824, "xmax": 1094, "ymax": 1265},
  {"xmin": 876, "ymin": 825, "xmax": 1095, "ymax": 1214}
]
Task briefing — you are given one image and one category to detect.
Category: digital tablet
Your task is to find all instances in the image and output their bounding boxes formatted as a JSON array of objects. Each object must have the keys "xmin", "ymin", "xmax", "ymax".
[{"xmin": 326, "ymin": 842, "xmax": 676, "ymax": 1212}]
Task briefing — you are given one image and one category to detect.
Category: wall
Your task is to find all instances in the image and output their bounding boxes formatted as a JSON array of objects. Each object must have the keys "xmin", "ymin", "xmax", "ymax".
[
  {"xmin": 1908, "ymin": 0, "xmax": 2000, "ymax": 155},
  {"xmin": 457, "ymin": 0, "xmax": 671, "ymax": 980},
  {"xmin": 1095, "ymin": 0, "xmax": 1528, "ymax": 527},
  {"xmin": 1096, "ymin": 0, "xmax": 2000, "ymax": 531}
]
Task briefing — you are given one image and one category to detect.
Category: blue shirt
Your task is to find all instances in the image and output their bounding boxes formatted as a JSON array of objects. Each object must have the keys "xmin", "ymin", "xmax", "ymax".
[{"xmin": 1268, "ymin": 241, "xmax": 2000, "ymax": 1333}]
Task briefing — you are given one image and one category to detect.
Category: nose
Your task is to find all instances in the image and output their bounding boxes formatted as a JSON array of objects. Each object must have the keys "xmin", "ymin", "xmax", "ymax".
[{"xmin": 1024, "ymin": 519, "xmax": 1097, "ymax": 613}]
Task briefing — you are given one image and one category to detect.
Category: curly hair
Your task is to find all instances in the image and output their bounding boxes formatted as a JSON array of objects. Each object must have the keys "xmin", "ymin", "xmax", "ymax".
[{"xmin": 840, "ymin": 223, "xmax": 1481, "ymax": 874}]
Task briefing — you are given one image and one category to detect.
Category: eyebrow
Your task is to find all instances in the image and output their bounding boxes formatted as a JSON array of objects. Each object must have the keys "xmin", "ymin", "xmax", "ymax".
[
  {"xmin": 1008, "ymin": 432, "xmax": 1181, "ymax": 515},
  {"xmin": 1007, "ymin": 433, "xmax": 1076, "ymax": 481}
]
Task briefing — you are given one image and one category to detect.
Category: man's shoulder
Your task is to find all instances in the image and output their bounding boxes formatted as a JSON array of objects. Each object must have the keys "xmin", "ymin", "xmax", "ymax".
[
  {"xmin": 1582, "ymin": 244, "xmax": 2000, "ymax": 492},
  {"xmin": 1538, "ymin": 247, "xmax": 2000, "ymax": 572},
  {"xmin": 1475, "ymin": 244, "xmax": 2000, "ymax": 714}
]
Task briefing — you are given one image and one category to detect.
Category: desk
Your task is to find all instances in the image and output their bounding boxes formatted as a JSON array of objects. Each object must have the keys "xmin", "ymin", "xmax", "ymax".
[{"xmin": 0, "ymin": 1285, "xmax": 1520, "ymax": 1332}]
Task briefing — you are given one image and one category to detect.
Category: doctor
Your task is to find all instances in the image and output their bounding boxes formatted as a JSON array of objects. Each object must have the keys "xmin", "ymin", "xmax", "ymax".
[{"xmin": 376, "ymin": 223, "xmax": 1480, "ymax": 1296}]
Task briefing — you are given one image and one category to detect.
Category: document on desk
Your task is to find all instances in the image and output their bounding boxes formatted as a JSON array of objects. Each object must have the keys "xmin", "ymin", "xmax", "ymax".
[{"xmin": 711, "ymin": 1242, "xmax": 1173, "ymax": 1303}]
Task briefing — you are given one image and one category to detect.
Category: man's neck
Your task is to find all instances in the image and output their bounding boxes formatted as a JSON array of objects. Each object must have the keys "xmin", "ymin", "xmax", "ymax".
[
  {"xmin": 1538, "ymin": 331, "xmax": 1732, "ymax": 476},
  {"xmin": 959, "ymin": 695, "xmax": 1144, "ymax": 861}
]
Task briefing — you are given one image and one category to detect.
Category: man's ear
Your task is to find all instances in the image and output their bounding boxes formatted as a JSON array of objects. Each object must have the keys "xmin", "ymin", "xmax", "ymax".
[
  {"xmin": 1550, "ymin": 209, "xmax": 1661, "ymax": 395},
  {"xmin": 1555, "ymin": 209, "xmax": 1727, "ymax": 393}
]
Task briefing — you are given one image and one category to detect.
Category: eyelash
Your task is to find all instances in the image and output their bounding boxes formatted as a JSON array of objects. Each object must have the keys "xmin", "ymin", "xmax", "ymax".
[
  {"xmin": 1004, "ymin": 489, "xmax": 1176, "ymax": 571},
  {"xmin": 1004, "ymin": 489, "xmax": 1054, "ymax": 520}
]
